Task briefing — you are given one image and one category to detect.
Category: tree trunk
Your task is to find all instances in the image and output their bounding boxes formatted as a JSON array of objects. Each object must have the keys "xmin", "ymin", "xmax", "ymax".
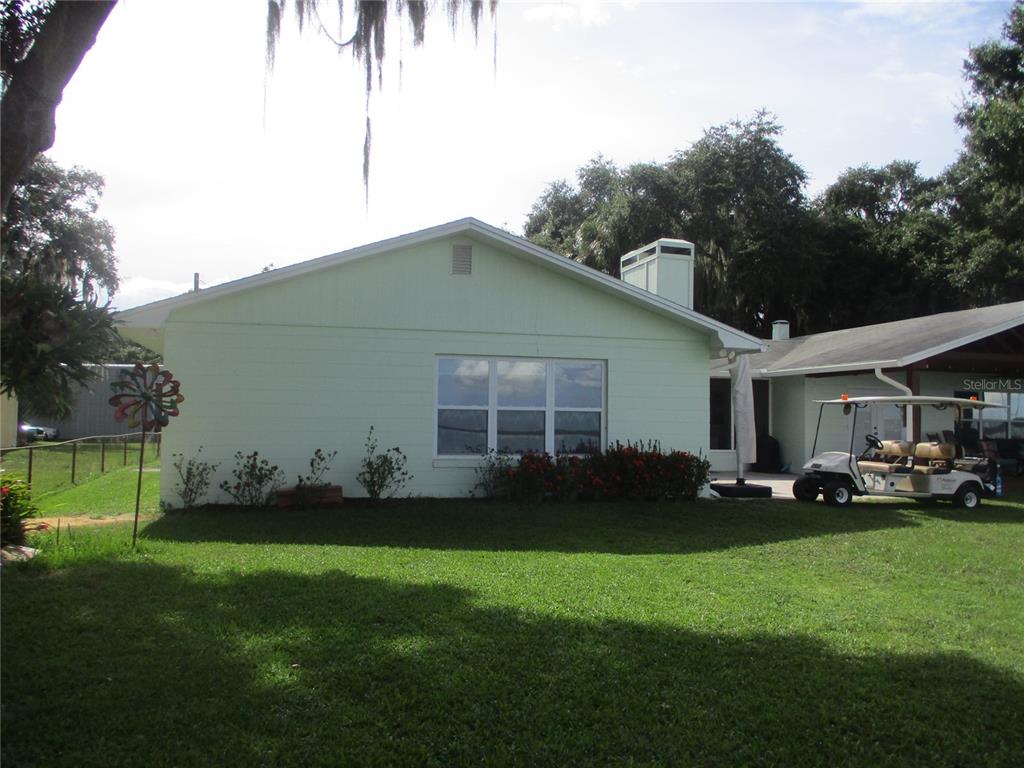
[{"xmin": 1, "ymin": 1, "xmax": 117, "ymax": 214}]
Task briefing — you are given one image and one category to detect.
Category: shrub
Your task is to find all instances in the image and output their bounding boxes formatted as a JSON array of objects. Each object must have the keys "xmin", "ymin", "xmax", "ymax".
[
  {"xmin": 357, "ymin": 426, "xmax": 412, "ymax": 501},
  {"xmin": 218, "ymin": 451, "xmax": 285, "ymax": 507},
  {"xmin": 505, "ymin": 451, "xmax": 556, "ymax": 503},
  {"xmin": 1, "ymin": 475, "xmax": 38, "ymax": 546},
  {"xmin": 465, "ymin": 440, "xmax": 710, "ymax": 503},
  {"xmin": 171, "ymin": 447, "xmax": 219, "ymax": 509},
  {"xmin": 596, "ymin": 441, "xmax": 711, "ymax": 501},
  {"xmin": 473, "ymin": 449, "xmax": 516, "ymax": 499},
  {"xmin": 294, "ymin": 448, "xmax": 338, "ymax": 504},
  {"xmin": 296, "ymin": 448, "xmax": 337, "ymax": 489}
]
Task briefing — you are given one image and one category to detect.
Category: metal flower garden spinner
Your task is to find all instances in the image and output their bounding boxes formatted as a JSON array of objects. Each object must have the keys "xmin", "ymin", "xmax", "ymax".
[{"xmin": 109, "ymin": 363, "xmax": 184, "ymax": 546}]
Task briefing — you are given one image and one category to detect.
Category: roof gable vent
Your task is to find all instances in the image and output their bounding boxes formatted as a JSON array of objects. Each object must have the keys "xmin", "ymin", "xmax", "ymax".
[{"xmin": 451, "ymin": 245, "xmax": 473, "ymax": 275}]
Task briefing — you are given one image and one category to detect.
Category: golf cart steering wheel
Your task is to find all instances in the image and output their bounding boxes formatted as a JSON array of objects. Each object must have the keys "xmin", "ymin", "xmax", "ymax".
[{"xmin": 865, "ymin": 434, "xmax": 884, "ymax": 451}]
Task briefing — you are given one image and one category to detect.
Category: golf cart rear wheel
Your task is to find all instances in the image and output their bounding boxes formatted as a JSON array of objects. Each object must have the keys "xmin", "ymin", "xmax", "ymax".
[
  {"xmin": 823, "ymin": 479, "xmax": 854, "ymax": 507},
  {"xmin": 954, "ymin": 483, "xmax": 982, "ymax": 510},
  {"xmin": 793, "ymin": 477, "xmax": 819, "ymax": 502}
]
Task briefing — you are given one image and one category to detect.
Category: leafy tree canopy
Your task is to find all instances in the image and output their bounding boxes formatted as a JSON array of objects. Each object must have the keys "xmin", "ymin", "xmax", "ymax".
[
  {"xmin": 526, "ymin": 112, "xmax": 815, "ymax": 335},
  {"xmin": 2, "ymin": 156, "xmax": 117, "ymax": 300},
  {"xmin": 525, "ymin": 4, "xmax": 1024, "ymax": 337},
  {"xmin": 1, "ymin": 157, "xmax": 123, "ymax": 417}
]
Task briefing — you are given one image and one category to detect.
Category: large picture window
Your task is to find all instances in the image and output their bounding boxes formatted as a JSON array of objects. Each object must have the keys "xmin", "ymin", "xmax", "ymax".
[{"xmin": 436, "ymin": 357, "xmax": 605, "ymax": 456}]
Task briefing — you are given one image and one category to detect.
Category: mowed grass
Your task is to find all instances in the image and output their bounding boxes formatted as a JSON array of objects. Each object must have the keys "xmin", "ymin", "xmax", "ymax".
[
  {"xmin": 31, "ymin": 464, "xmax": 161, "ymax": 518},
  {"xmin": 3, "ymin": 496, "xmax": 1023, "ymax": 767}
]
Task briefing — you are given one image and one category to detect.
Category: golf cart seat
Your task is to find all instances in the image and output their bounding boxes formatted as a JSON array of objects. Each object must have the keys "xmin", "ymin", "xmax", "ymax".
[
  {"xmin": 858, "ymin": 460, "xmax": 903, "ymax": 474},
  {"xmin": 880, "ymin": 440, "xmax": 914, "ymax": 458},
  {"xmin": 912, "ymin": 442, "xmax": 956, "ymax": 474},
  {"xmin": 858, "ymin": 440, "xmax": 915, "ymax": 474}
]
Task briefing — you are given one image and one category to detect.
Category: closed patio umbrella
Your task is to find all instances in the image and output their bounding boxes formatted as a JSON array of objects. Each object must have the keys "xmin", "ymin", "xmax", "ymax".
[
  {"xmin": 710, "ymin": 353, "xmax": 771, "ymax": 497},
  {"xmin": 731, "ymin": 353, "xmax": 757, "ymax": 481}
]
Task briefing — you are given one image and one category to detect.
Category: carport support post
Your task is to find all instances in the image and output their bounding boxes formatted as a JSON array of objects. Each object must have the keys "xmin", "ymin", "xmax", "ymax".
[{"xmin": 132, "ymin": 424, "xmax": 146, "ymax": 549}]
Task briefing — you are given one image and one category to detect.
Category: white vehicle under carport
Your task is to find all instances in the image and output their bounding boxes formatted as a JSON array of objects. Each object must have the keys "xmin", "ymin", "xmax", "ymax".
[{"xmin": 793, "ymin": 396, "xmax": 1005, "ymax": 509}]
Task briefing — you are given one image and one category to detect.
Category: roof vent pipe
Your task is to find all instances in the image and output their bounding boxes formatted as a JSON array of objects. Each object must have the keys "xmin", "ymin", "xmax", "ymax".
[{"xmin": 771, "ymin": 320, "xmax": 790, "ymax": 341}]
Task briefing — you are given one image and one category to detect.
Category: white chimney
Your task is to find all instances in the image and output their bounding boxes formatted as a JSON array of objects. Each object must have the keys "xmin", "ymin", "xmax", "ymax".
[
  {"xmin": 619, "ymin": 238, "xmax": 695, "ymax": 309},
  {"xmin": 771, "ymin": 320, "xmax": 790, "ymax": 340}
]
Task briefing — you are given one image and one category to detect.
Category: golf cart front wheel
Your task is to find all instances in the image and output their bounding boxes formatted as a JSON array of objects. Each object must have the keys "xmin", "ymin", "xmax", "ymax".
[
  {"xmin": 823, "ymin": 479, "xmax": 854, "ymax": 507},
  {"xmin": 954, "ymin": 483, "xmax": 982, "ymax": 510},
  {"xmin": 793, "ymin": 477, "xmax": 819, "ymax": 502}
]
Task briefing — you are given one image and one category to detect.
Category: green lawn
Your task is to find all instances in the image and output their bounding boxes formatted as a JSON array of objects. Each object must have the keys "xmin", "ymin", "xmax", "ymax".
[
  {"xmin": 1, "ymin": 439, "xmax": 158, "ymax": 498},
  {"xmin": 30, "ymin": 463, "xmax": 161, "ymax": 518},
  {"xmin": 3, "ymin": 497, "xmax": 1023, "ymax": 767}
]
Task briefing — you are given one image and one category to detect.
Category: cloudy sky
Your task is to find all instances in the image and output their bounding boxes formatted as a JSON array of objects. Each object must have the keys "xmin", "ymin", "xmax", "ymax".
[{"xmin": 45, "ymin": 0, "xmax": 1013, "ymax": 309}]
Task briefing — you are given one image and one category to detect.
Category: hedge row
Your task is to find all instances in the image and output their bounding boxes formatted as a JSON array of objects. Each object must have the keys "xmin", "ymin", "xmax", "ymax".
[{"xmin": 474, "ymin": 441, "xmax": 710, "ymax": 503}]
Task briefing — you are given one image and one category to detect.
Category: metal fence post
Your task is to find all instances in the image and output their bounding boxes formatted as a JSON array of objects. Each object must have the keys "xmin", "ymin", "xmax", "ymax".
[
  {"xmin": 123, "ymin": 435, "xmax": 128, "ymax": 465},
  {"xmin": 101, "ymin": 440, "xmax": 106, "ymax": 473},
  {"xmin": 71, "ymin": 441, "xmax": 78, "ymax": 484},
  {"xmin": 156, "ymin": 434, "xmax": 161, "ymax": 458},
  {"xmin": 27, "ymin": 447, "xmax": 33, "ymax": 486}
]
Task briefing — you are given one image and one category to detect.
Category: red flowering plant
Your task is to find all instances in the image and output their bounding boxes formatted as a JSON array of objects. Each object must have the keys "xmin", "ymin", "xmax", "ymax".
[
  {"xmin": 1, "ymin": 475, "xmax": 38, "ymax": 547},
  {"xmin": 587, "ymin": 441, "xmax": 710, "ymax": 501},
  {"xmin": 506, "ymin": 450, "xmax": 556, "ymax": 503},
  {"xmin": 468, "ymin": 440, "xmax": 710, "ymax": 504}
]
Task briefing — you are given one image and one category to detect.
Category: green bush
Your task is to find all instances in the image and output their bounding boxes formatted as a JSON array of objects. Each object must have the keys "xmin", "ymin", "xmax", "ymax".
[
  {"xmin": 171, "ymin": 447, "xmax": 219, "ymax": 509},
  {"xmin": 472, "ymin": 449, "xmax": 515, "ymax": 499},
  {"xmin": 473, "ymin": 441, "xmax": 710, "ymax": 503},
  {"xmin": 1, "ymin": 475, "xmax": 39, "ymax": 546},
  {"xmin": 357, "ymin": 427, "xmax": 412, "ymax": 501},
  {"xmin": 218, "ymin": 451, "xmax": 285, "ymax": 508},
  {"xmin": 294, "ymin": 448, "xmax": 338, "ymax": 505}
]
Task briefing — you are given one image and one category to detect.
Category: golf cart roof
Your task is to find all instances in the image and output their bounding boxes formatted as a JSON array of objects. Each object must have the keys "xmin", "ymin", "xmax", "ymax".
[{"xmin": 814, "ymin": 396, "xmax": 1006, "ymax": 409}]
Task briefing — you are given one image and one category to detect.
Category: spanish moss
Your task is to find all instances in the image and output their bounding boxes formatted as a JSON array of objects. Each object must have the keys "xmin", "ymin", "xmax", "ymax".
[{"xmin": 264, "ymin": 0, "xmax": 497, "ymax": 203}]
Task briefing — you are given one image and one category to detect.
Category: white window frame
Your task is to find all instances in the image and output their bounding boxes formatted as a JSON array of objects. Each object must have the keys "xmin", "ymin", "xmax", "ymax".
[{"xmin": 434, "ymin": 355, "xmax": 606, "ymax": 458}]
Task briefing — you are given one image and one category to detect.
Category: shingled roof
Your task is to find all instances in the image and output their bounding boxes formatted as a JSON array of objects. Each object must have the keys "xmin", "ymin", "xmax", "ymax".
[{"xmin": 714, "ymin": 300, "xmax": 1024, "ymax": 377}]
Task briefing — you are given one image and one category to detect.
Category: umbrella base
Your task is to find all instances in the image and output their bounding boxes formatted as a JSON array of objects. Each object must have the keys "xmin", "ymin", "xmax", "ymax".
[{"xmin": 710, "ymin": 481, "xmax": 772, "ymax": 498}]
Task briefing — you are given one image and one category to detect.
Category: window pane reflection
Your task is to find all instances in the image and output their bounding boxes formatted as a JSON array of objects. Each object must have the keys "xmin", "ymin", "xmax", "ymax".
[
  {"xmin": 437, "ymin": 409, "xmax": 487, "ymax": 454},
  {"xmin": 497, "ymin": 410, "xmax": 545, "ymax": 454},
  {"xmin": 497, "ymin": 361, "xmax": 546, "ymax": 407},
  {"xmin": 554, "ymin": 363, "xmax": 603, "ymax": 408},
  {"xmin": 438, "ymin": 359, "xmax": 489, "ymax": 406},
  {"xmin": 555, "ymin": 411, "xmax": 601, "ymax": 454}
]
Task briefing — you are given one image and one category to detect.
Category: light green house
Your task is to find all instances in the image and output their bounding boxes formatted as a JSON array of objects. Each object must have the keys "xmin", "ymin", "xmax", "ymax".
[{"xmin": 117, "ymin": 218, "xmax": 762, "ymax": 504}]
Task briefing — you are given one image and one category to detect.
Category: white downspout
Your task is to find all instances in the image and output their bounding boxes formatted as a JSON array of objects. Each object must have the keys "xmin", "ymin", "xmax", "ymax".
[{"xmin": 874, "ymin": 368, "xmax": 914, "ymax": 441}]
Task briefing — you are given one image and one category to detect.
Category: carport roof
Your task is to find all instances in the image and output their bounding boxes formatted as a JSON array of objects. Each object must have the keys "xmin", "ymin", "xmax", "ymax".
[{"xmin": 716, "ymin": 300, "xmax": 1024, "ymax": 377}]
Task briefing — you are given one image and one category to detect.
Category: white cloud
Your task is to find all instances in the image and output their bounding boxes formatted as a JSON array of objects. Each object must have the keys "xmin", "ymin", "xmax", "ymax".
[
  {"xmin": 112, "ymin": 276, "xmax": 196, "ymax": 311},
  {"xmin": 844, "ymin": 0, "xmax": 982, "ymax": 28},
  {"xmin": 521, "ymin": 1, "xmax": 630, "ymax": 28}
]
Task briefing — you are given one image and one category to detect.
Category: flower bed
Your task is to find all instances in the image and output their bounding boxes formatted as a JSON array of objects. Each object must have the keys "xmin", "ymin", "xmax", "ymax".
[{"xmin": 476, "ymin": 441, "xmax": 710, "ymax": 503}]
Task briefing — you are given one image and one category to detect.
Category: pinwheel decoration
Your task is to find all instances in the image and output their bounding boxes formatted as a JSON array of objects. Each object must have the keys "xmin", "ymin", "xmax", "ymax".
[
  {"xmin": 109, "ymin": 363, "xmax": 184, "ymax": 431},
  {"xmin": 109, "ymin": 363, "xmax": 184, "ymax": 546}
]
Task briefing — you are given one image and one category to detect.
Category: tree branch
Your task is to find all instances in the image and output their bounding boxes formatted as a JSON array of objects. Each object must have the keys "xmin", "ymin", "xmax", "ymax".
[{"xmin": 1, "ymin": 1, "xmax": 117, "ymax": 214}]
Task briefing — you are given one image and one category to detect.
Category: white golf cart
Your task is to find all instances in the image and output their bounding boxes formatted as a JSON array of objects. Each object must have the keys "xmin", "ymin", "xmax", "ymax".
[{"xmin": 793, "ymin": 396, "xmax": 1005, "ymax": 509}]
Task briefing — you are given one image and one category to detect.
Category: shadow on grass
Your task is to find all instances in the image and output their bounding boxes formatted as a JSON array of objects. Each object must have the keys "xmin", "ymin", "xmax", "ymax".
[
  {"xmin": 140, "ymin": 500, "xmax": 928, "ymax": 555},
  {"xmin": 905, "ymin": 499, "xmax": 1024, "ymax": 524},
  {"xmin": 3, "ymin": 563, "xmax": 1021, "ymax": 767}
]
